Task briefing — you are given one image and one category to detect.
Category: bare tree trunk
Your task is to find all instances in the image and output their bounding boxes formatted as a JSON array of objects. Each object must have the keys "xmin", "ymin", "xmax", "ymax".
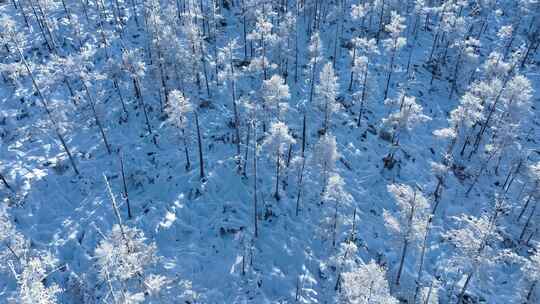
[
  {"xmin": 457, "ymin": 272, "xmax": 474, "ymax": 304},
  {"xmin": 395, "ymin": 238, "xmax": 409, "ymax": 286},
  {"xmin": 348, "ymin": 47, "xmax": 356, "ymax": 91},
  {"xmin": 195, "ymin": 112, "xmax": 205, "ymax": 180},
  {"xmin": 103, "ymin": 174, "xmax": 129, "ymax": 245},
  {"xmin": 119, "ymin": 153, "xmax": 132, "ymax": 219},
  {"xmin": 15, "ymin": 44, "xmax": 79, "ymax": 175},
  {"xmin": 375, "ymin": 0, "xmax": 386, "ymax": 43},
  {"xmin": 230, "ymin": 64, "xmax": 241, "ymax": 165},
  {"xmin": 253, "ymin": 123, "xmax": 258, "ymax": 237},
  {"xmin": 112, "ymin": 78, "xmax": 128, "ymax": 118},
  {"xmin": 130, "ymin": 0, "xmax": 139, "ymax": 27},
  {"xmin": 308, "ymin": 37, "xmax": 319, "ymax": 104},
  {"xmin": 15, "ymin": 0, "xmax": 30, "ymax": 28},
  {"xmin": 0, "ymin": 172, "xmax": 14, "ymax": 193},
  {"xmin": 503, "ymin": 159, "xmax": 522, "ymax": 192},
  {"xmin": 243, "ymin": 122, "xmax": 251, "ymax": 176},
  {"xmin": 133, "ymin": 77, "xmax": 155, "ymax": 145},
  {"xmin": 83, "ymin": 82, "xmax": 111, "ymax": 154},
  {"xmin": 296, "ymin": 155, "xmax": 306, "ymax": 216},
  {"xmin": 520, "ymin": 200, "xmax": 537, "ymax": 241},
  {"xmin": 518, "ymin": 192, "xmax": 535, "ymax": 221},
  {"xmin": 526, "ymin": 281, "xmax": 537, "ymax": 303},
  {"xmin": 301, "ymin": 113, "xmax": 306, "ymax": 157},
  {"xmin": 383, "ymin": 47, "xmax": 396, "ymax": 101},
  {"xmin": 323, "ymin": 98, "xmax": 329, "ymax": 134},
  {"xmin": 181, "ymin": 127, "xmax": 191, "ymax": 171},
  {"xmin": 274, "ymin": 145, "xmax": 281, "ymax": 201},
  {"xmin": 332, "ymin": 200, "xmax": 339, "ymax": 247},
  {"xmin": 413, "ymin": 220, "xmax": 432, "ymax": 303}
]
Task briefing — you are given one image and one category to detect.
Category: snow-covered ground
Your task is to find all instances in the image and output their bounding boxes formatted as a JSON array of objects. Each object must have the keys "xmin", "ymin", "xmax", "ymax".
[{"xmin": 0, "ymin": 0, "xmax": 539, "ymax": 303}]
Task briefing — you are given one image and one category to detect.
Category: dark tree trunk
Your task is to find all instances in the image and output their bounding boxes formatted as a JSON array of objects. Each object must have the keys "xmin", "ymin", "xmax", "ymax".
[
  {"xmin": 119, "ymin": 153, "xmax": 132, "ymax": 219},
  {"xmin": 195, "ymin": 112, "xmax": 205, "ymax": 180},
  {"xmin": 0, "ymin": 172, "xmax": 13, "ymax": 193}
]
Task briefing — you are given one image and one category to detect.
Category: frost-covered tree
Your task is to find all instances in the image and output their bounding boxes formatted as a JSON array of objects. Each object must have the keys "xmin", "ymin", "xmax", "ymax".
[
  {"xmin": 1, "ymin": 209, "xmax": 62, "ymax": 304},
  {"xmin": 0, "ymin": 208, "xmax": 28, "ymax": 271},
  {"xmin": 262, "ymin": 121, "xmax": 296, "ymax": 201},
  {"xmin": 434, "ymin": 3, "xmax": 468, "ymax": 67},
  {"xmin": 340, "ymin": 260, "xmax": 399, "ymax": 304},
  {"xmin": 122, "ymin": 49, "xmax": 155, "ymax": 144},
  {"xmin": 382, "ymin": 94, "xmax": 430, "ymax": 145},
  {"xmin": 429, "ymin": 160, "xmax": 451, "ymax": 213},
  {"xmin": 65, "ymin": 47, "xmax": 113, "ymax": 155},
  {"xmin": 482, "ymin": 74, "xmax": 533, "ymax": 173},
  {"xmin": 449, "ymin": 37, "xmax": 481, "ymax": 99},
  {"xmin": 517, "ymin": 162, "xmax": 540, "ymax": 242},
  {"xmin": 166, "ymin": 90, "xmax": 193, "ymax": 171},
  {"xmin": 247, "ymin": 10, "xmax": 278, "ymax": 81},
  {"xmin": 313, "ymin": 134, "xmax": 340, "ymax": 192},
  {"xmin": 3, "ymin": 17, "xmax": 80, "ymax": 175},
  {"xmin": 315, "ymin": 62, "xmax": 340, "ymax": 134},
  {"xmin": 97, "ymin": 175, "xmax": 170, "ymax": 302},
  {"xmin": 410, "ymin": 0, "xmax": 428, "ymax": 39},
  {"xmin": 322, "ymin": 173, "xmax": 353, "ymax": 247},
  {"xmin": 350, "ymin": 3, "xmax": 369, "ymax": 30},
  {"xmin": 181, "ymin": 14, "xmax": 212, "ymax": 97},
  {"xmin": 382, "ymin": 11, "xmax": 407, "ymax": 101},
  {"xmin": 105, "ymin": 57, "xmax": 129, "ymax": 118},
  {"xmin": 434, "ymin": 89, "xmax": 484, "ymax": 159},
  {"xmin": 261, "ymin": 74, "xmax": 290, "ymax": 122},
  {"xmin": 307, "ymin": 31, "xmax": 324, "ymax": 105},
  {"xmin": 384, "ymin": 184, "xmax": 430, "ymax": 286},
  {"xmin": 417, "ymin": 280, "xmax": 440, "ymax": 304},
  {"xmin": 497, "ymin": 25, "xmax": 515, "ymax": 59},
  {"xmin": 519, "ymin": 162, "xmax": 540, "ymax": 221},
  {"xmin": 276, "ymin": 11, "xmax": 296, "ymax": 80},
  {"xmin": 466, "ymin": 52, "xmax": 524, "ymax": 157},
  {"xmin": 348, "ymin": 37, "xmax": 379, "ymax": 127},
  {"xmin": 94, "ymin": 224, "xmax": 169, "ymax": 303},
  {"xmin": 332, "ymin": 241, "xmax": 359, "ymax": 290},
  {"xmin": 444, "ymin": 211, "xmax": 502, "ymax": 303},
  {"xmin": 218, "ymin": 38, "xmax": 243, "ymax": 158},
  {"xmin": 13, "ymin": 253, "xmax": 63, "ymax": 304},
  {"xmin": 522, "ymin": 247, "xmax": 540, "ymax": 303},
  {"xmin": 348, "ymin": 37, "xmax": 378, "ymax": 92}
]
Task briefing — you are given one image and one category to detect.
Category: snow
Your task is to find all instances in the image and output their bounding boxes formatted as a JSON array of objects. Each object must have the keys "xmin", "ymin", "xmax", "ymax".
[{"xmin": 0, "ymin": 0, "xmax": 539, "ymax": 303}]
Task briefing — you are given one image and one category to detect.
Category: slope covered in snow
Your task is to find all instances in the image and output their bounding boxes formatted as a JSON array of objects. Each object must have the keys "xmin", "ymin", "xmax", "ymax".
[{"xmin": 0, "ymin": 0, "xmax": 539, "ymax": 303}]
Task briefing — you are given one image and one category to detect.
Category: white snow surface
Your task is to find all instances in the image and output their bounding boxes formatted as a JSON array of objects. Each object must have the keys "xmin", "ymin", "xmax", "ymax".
[{"xmin": 0, "ymin": 1, "xmax": 539, "ymax": 303}]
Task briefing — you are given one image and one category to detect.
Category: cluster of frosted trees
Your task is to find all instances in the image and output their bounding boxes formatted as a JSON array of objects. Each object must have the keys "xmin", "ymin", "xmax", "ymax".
[{"xmin": 1, "ymin": 0, "xmax": 539, "ymax": 303}]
